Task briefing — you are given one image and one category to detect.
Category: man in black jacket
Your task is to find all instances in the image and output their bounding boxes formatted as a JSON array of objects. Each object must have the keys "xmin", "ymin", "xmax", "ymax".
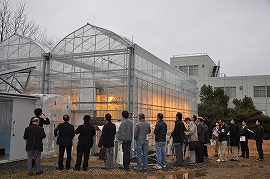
[
  {"xmin": 239, "ymin": 120, "xmax": 251, "ymax": 158},
  {"xmin": 153, "ymin": 113, "xmax": 167, "ymax": 169},
  {"xmin": 29, "ymin": 108, "xmax": 50, "ymax": 127},
  {"xmin": 195, "ymin": 117, "xmax": 206, "ymax": 163},
  {"xmin": 216, "ymin": 119, "xmax": 229, "ymax": 162},
  {"xmin": 98, "ymin": 113, "xmax": 116, "ymax": 170},
  {"xmin": 23, "ymin": 118, "xmax": 46, "ymax": 176},
  {"xmin": 171, "ymin": 112, "xmax": 185, "ymax": 167},
  {"xmin": 29, "ymin": 108, "xmax": 50, "ymax": 168},
  {"xmin": 255, "ymin": 119, "xmax": 264, "ymax": 161},
  {"xmin": 230, "ymin": 119, "xmax": 240, "ymax": 161},
  {"xmin": 54, "ymin": 115, "xmax": 75, "ymax": 170},
  {"xmin": 74, "ymin": 115, "xmax": 96, "ymax": 171}
]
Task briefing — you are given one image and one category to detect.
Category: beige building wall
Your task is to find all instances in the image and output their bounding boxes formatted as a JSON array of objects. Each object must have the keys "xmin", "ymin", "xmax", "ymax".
[{"xmin": 170, "ymin": 54, "xmax": 270, "ymax": 116}]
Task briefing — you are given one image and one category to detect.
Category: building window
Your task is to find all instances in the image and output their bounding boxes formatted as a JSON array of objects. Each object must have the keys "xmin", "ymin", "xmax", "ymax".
[
  {"xmin": 189, "ymin": 65, "xmax": 199, "ymax": 76},
  {"xmin": 254, "ymin": 86, "xmax": 270, "ymax": 97},
  {"xmin": 178, "ymin": 65, "xmax": 198, "ymax": 76},
  {"xmin": 214, "ymin": 87, "xmax": 236, "ymax": 98},
  {"xmin": 179, "ymin": 66, "xmax": 188, "ymax": 75}
]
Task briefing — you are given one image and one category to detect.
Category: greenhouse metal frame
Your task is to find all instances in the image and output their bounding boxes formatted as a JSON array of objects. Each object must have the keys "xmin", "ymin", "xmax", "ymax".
[{"xmin": 0, "ymin": 23, "xmax": 197, "ymax": 130}]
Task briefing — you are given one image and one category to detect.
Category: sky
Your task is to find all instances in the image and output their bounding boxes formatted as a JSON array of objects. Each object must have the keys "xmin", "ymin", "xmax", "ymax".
[{"xmin": 12, "ymin": 0, "xmax": 270, "ymax": 76}]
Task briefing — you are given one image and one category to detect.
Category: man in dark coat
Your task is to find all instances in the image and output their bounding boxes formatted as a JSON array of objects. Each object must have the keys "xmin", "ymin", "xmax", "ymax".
[
  {"xmin": 171, "ymin": 112, "xmax": 185, "ymax": 167},
  {"xmin": 229, "ymin": 119, "xmax": 240, "ymax": 161},
  {"xmin": 98, "ymin": 113, "xmax": 116, "ymax": 170},
  {"xmin": 239, "ymin": 120, "xmax": 251, "ymax": 158},
  {"xmin": 54, "ymin": 114, "xmax": 75, "ymax": 170},
  {"xmin": 255, "ymin": 119, "xmax": 264, "ymax": 161},
  {"xmin": 195, "ymin": 117, "xmax": 206, "ymax": 163},
  {"xmin": 29, "ymin": 108, "xmax": 50, "ymax": 127},
  {"xmin": 74, "ymin": 115, "xmax": 96, "ymax": 171},
  {"xmin": 23, "ymin": 117, "xmax": 46, "ymax": 176},
  {"xmin": 153, "ymin": 113, "xmax": 167, "ymax": 169}
]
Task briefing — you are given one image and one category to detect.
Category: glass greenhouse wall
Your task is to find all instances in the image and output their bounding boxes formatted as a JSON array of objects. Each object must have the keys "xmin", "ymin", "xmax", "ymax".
[{"xmin": 0, "ymin": 24, "xmax": 197, "ymax": 153}]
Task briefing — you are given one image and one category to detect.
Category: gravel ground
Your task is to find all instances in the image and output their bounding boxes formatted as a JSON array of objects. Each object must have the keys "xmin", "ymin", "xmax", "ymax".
[{"xmin": 1, "ymin": 141, "xmax": 269, "ymax": 179}]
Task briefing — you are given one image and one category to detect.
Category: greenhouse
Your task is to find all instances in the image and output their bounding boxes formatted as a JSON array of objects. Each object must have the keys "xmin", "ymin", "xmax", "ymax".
[{"xmin": 0, "ymin": 23, "xmax": 197, "ymax": 157}]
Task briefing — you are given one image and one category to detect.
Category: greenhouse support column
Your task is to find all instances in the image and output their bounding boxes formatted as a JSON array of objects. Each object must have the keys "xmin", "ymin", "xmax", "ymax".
[
  {"xmin": 127, "ymin": 45, "xmax": 135, "ymax": 114},
  {"xmin": 41, "ymin": 53, "xmax": 51, "ymax": 94},
  {"xmin": 127, "ymin": 45, "xmax": 135, "ymax": 157}
]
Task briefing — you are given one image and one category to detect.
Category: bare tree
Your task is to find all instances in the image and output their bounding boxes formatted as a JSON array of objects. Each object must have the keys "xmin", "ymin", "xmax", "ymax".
[
  {"xmin": 0, "ymin": 0, "xmax": 55, "ymax": 44},
  {"xmin": 0, "ymin": 0, "xmax": 12, "ymax": 41}
]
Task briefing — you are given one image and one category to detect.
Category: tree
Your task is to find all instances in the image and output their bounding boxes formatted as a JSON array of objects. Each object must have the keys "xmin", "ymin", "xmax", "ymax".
[
  {"xmin": 198, "ymin": 84, "xmax": 230, "ymax": 135},
  {"xmin": 230, "ymin": 96, "xmax": 270, "ymax": 139},
  {"xmin": 0, "ymin": 0, "xmax": 55, "ymax": 45},
  {"xmin": 198, "ymin": 84, "xmax": 230, "ymax": 120}
]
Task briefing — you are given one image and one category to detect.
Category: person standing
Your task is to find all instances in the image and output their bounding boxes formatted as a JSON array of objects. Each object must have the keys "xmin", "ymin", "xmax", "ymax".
[
  {"xmin": 153, "ymin": 113, "xmax": 167, "ymax": 169},
  {"xmin": 184, "ymin": 117, "xmax": 198, "ymax": 166},
  {"xmin": 216, "ymin": 119, "xmax": 229, "ymax": 162},
  {"xmin": 255, "ymin": 119, "xmax": 264, "ymax": 161},
  {"xmin": 202, "ymin": 119, "xmax": 210, "ymax": 158},
  {"xmin": 239, "ymin": 120, "xmax": 251, "ymax": 158},
  {"xmin": 134, "ymin": 113, "xmax": 151, "ymax": 171},
  {"xmin": 212, "ymin": 122, "xmax": 220, "ymax": 157},
  {"xmin": 229, "ymin": 119, "xmax": 240, "ymax": 161},
  {"xmin": 117, "ymin": 110, "xmax": 133, "ymax": 170},
  {"xmin": 29, "ymin": 108, "xmax": 50, "ymax": 168},
  {"xmin": 54, "ymin": 115, "xmax": 75, "ymax": 170},
  {"xmin": 29, "ymin": 108, "xmax": 50, "ymax": 127},
  {"xmin": 195, "ymin": 117, "xmax": 205, "ymax": 163},
  {"xmin": 23, "ymin": 118, "xmax": 46, "ymax": 176},
  {"xmin": 171, "ymin": 112, "xmax": 185, "ymax": 167},
  {"xmin": 98, "ymin": 113, "xmax": 116, "ymax": 170},
  {"xmin": 74, "ymin": 115, "xmax": 96, "ymax": 171}
]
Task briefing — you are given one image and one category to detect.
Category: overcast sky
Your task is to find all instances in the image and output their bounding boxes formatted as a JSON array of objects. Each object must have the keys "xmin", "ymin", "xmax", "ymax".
[{"xmin": 13, "ymin": 0, "xmax": 270, "ymax": 76}]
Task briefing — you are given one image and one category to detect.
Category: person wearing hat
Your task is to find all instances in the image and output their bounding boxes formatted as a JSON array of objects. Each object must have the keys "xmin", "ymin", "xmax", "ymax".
[
  {"xmin": 23, "ymin": 117, "xmax": 46, "ymax": 176},
  {"xmin": 134, "ymin": 113, "xmax": 151, "ymax": 171}
]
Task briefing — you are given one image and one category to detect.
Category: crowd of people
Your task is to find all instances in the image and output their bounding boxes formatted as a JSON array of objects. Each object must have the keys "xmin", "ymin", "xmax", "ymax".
[{"xmin": 23, "ymin": 108, "xmax": 265, "ymax": 176}]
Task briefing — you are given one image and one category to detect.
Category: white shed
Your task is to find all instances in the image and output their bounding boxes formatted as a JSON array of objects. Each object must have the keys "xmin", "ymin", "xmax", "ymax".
[{"xmin": 0, "ymin": 92, "xmax": 39, "ymax": 164}]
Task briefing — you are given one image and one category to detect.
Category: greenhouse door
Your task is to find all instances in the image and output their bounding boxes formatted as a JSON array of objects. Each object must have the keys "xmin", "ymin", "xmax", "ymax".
[{"xmin": 9, "ymin": 98, "xmax": 36, "ymax": 161}]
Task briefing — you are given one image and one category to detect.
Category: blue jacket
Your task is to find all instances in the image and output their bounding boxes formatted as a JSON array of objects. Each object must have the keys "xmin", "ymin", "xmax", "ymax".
[{"xmin": 154, "ymin": 120, "xmax": 167, "ymax": 142}]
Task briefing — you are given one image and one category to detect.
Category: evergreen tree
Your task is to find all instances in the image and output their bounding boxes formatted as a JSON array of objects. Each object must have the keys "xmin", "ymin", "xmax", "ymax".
[
  {"xmin": 230, "ymin": 96, "xmax": 270, "ymax": 139},
  {"xmin": 198, "ymin": 84, "xmax": 230, "ymax": 133}
]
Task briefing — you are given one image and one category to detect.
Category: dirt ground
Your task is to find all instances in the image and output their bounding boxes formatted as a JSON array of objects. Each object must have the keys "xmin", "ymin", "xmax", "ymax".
[{"xmin": 0, "ymin": 140, "xmax": 269, "ymax": 179}]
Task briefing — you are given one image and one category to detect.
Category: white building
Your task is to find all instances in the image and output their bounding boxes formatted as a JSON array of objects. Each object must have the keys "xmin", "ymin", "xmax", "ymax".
[{"xmin": 170, "ymin": 53, "xmax": 270, "ymax": 116}]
